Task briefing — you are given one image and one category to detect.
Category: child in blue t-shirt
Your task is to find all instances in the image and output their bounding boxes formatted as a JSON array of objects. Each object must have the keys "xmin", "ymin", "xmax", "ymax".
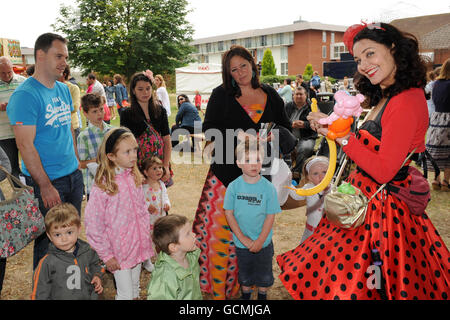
[{"xmin": 223, "ymin": 136, "xmax": 281, "ymax": 300}]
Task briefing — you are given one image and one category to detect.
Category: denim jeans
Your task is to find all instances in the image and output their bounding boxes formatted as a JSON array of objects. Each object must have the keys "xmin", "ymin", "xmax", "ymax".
[{"xmin": 25, "ymin": 169, "xmax": 84, "ymax": 270}]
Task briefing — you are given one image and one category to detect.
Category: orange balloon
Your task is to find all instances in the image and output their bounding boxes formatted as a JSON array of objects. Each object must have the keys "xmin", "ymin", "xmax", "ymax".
[{"xmin": 326, "ymin": 117, "xmax": 353, "ymax": 140}]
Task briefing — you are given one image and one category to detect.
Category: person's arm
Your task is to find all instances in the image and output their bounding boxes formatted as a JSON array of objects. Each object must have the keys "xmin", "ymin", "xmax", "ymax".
[
  {"xmin": 0, "ymin": 146, "xmax": 11, "ymax": 181},
  {"xmin": 13, "ymin": 125, "xmax": 61, "ymax": 208},
  {"xmin": 224, "ymin": 209, "xmax": 254, "ymax": 249},
  {"xmin": 161, "ymin": 135, "xmax": 171, "ymax": 182},
  {"xmin": 175, "ymin": 103, "xmax": 186, "ymax": 125},
  {"xmin": 342, "ymin": 93, "xmax": 424, "ymax": 183},
  {"xmin": 31, "ymin": 256, "xmax": 52, "ymax": 300},
  {"xmin": 249, "ymin": 214, "xmax": 275, "ymax": 253},
  {"xmin": 76, "ymin": 132, "xmax": 94, "ymax": 169},
  {"xmin": 84, "ymin": 188, "xmax": 116, "ymax": 269},
  {"xmin": 147, "ymin": 265, "xmax": 179, "ymax": 300}
]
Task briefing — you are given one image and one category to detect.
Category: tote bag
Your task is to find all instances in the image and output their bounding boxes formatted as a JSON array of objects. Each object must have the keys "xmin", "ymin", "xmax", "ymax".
[{"xmin": 0, "ymin": 167, "xmax": 45, "ymax": 258}]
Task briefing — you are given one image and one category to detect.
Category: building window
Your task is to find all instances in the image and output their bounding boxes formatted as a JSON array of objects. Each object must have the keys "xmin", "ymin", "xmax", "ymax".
[
  {"xmin": 331, "ymin": 32, "xmax": 335, "ymax": 44},
  {"xmin": 281, "ymin": 62, "xmax": 288, "ymax": 75},
  {"xmin": 199, "ymin": 55, "xmax": 209, "ymax": 63},
  {"xmin": 281, "ymin": 46, "xmax": 288, "ymax": 61},
  {"xmin": 206, "ymin": 43, "xmax": 211, "ymax": 53},
  {"xmin": 322, "ymin": 31, "xmax": 326, "ymax": 43},
  {"xmin": 278, "ymin": 33, "xmax": 284, "ymax": 45},
  {"xmin": 273, "ymin": 34, "xmax": 280, "ymax": 45},
  {"xmin": 218, "ymin": 41, "xmax": 224, "ymax": 51},
  {"xmin": 257, "ymin": 49, "xmax": 264, "ymax": 62},
  {"xmin": 322, "ymin": 45, "xmax": 327, "ymax": 58},
  {"xmin": 245, "ymin": 37, "xmax": 252, "ymax": 48},
  {"xmin": 260, "ymin": 35, "xmax": 267, "ymax": 47},
  {"xmin": 231, "ymin": 39, "xmax": 236, "ymax": 45},
  {"xmin": 330, "ymin": 43, "xmax": 348, "ymax": 60}
]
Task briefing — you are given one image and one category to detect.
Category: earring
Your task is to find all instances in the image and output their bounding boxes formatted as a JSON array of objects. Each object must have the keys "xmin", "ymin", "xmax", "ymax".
[
  {"xmin": 252, "ymin": 70, "xmax": 256, "ymax": 78},
  {"xmin": 231, "ymin": 78, "xmax": 237, "ymax": 87}
]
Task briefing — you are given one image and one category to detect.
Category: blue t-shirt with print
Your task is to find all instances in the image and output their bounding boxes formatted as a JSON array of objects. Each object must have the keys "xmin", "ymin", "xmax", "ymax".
[
  {"xmin": 7, "ymin": 77, "xmax": 78, "ymax": 180},
  {"xmin": 223, "ymin": 175, "xmax": 281, "ymax": 249}
]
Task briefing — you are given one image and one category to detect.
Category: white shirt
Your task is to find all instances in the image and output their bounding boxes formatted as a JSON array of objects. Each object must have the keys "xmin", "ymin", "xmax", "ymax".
[{"xmin": 156, "ymin": 87, "xmax": 171, "ymax": 117}]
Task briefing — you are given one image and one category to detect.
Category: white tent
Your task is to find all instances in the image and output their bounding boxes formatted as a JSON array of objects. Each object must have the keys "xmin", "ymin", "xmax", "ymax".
[{"xmin": 175, "ymin": 63, "xmax": 222, "ymax": 110}]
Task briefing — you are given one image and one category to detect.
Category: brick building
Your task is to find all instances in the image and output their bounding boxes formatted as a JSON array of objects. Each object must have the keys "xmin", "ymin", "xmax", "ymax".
[
  {"xmin": 191, "ymin": 19, "xmax": 348, "ymax": 77},
  {"xmin": 390, "ymin": 13, "xmax": 450, "ymax": 66}
]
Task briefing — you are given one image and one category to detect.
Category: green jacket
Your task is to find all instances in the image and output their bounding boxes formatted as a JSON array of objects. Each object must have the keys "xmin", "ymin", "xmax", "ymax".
[
  {"xmin": 147, "ymin": 248, "xmax": 202, "ymax": 300},
  {"xmin": 31, "ymin": 239, "xmax": 104, "ymax": 300}
]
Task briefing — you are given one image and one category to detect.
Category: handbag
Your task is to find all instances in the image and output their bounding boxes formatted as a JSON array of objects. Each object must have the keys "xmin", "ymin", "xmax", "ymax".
[
  {"xmin": 386, "ymin": 166, "xmax": 430, "ymax": 216},
  {"xmin": 137, "ymin": 120, "xmax": 174, "ymax": 187},
  {"xmin": 324, "ymin": 149, "xmax": 417, "ymax": 229},
  {"xmin": 0, "ymin": 167, "xmax": 45, "ymax": 258}
]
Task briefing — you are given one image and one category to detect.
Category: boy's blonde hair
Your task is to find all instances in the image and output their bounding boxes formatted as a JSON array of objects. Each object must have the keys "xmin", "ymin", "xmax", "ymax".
[
  {"xmin": 235, "ymin": 135, "xmax": 264, "ymax": 163},
  {"xmin": 45, "ymin": 203, "xmax": 80, "ymax": 231},
  {"xmin": 301, "ymin": 155, "xmax": 330, "ymax": 184},
  {"xmin": 152, "ymin": 215, "xmax": 189, "ymax": 255},
  {"xmin": 95, "ymin": 127, "xmax": 143, "ymax": 195}
]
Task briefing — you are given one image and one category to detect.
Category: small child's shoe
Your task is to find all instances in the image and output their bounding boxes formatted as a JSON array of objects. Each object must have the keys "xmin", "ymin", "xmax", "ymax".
[{"xmin": 257, "ymin": 291, "xmax": 267, "ymax": 300}]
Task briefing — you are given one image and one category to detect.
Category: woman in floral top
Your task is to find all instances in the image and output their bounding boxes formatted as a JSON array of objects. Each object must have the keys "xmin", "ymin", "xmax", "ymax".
[{"xmin": 120, "ymin": 71, "xmax": 172, "ymax": 184}]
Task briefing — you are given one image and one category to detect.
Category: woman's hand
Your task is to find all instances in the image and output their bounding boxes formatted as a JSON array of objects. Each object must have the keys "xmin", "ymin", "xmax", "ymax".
[
  {"xmin": 307, "ymin": 111, "xmax": 329, "ymax": 136},
  {"xmin": 161, "ymin": 166, "xmax": 171, "ymax": 182}
]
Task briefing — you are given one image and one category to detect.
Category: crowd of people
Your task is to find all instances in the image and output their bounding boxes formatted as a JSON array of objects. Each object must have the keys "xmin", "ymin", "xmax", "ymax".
[{"xmin": 0, "ymin": 20, "xmax": 448, "ymax": 301}]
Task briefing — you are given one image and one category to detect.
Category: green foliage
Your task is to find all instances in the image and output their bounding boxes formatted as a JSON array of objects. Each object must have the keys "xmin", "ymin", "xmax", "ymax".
[
  {"xmin": 303, "ymin": 64, "xmax": 314, "ymax": 81},
  {"xmin": 260, "ymin": 75, "xmax": 295, "ymax": 85},
  {"xmin": 53, "ymin": 0, "xmax": 195, "ymax": 81},
  {"xmin": 261, "ymin": 49, "xmax": 276, "ymax": 76}
]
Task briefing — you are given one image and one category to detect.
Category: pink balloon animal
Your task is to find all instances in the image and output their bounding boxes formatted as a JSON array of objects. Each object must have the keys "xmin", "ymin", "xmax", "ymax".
[
  {"xmin": 316, "ymin": 90, "xmax": 366, "ymax": 140},
  {"xmin": 318, "ymin": 90, "xmax": 365, "ymax": 125}
]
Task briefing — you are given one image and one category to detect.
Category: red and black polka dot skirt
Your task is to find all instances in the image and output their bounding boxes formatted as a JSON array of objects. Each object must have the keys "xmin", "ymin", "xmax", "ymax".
[{"xmin": 277, "ymin": 129, "xmax": 450, "ymax": 300}]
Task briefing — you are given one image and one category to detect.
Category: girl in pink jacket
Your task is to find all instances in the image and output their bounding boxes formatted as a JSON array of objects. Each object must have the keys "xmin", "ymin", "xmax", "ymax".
[{"xmin": 84, "ymin": 127, "xmax": 154, "ymax": 300}]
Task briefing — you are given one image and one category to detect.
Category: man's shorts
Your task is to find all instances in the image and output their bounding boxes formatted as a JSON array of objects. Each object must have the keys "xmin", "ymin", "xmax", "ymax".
[{"xmin": 235, "ymin": 241, "xmax": 274, "ymax": 288}]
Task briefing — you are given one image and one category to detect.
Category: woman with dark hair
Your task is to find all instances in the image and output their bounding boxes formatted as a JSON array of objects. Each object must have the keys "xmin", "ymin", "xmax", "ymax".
[
  {"xmin": 192, "ymin": 45, "xmax": 291, "ymax": 299},
  {"xmin": 171, "ymin": 94, "xmax": 202, "ymax": 149},
  {"xmin": 120, "ymin": 71, "xmax": 172, "ymax": 183},
  {"xmin": 278, "ymin": 22, "xmax": 449, "ymax": 300}
]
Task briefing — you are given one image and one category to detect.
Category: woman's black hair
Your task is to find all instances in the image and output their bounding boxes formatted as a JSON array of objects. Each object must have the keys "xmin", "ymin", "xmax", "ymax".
[
  {"xmin": 221, "ymin": 45, "xmax": 260, "ymax": 98},
  {"xmin": 352, "ymin": 23, "xmax": 427, "ymax": 106},
  {"xmin": 177, "ymin": 94, "xmax": 190, "ymax": 108},
  {"xmin": 129, "ymin": 72, "xmax": 161, "ymax": 119}
]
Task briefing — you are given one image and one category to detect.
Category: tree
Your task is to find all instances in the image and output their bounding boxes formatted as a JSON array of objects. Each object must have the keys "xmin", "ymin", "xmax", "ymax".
[
  {"xmin": 303, "ymin": 64, "xmax": 314, "ymax": 81},
  {"xmin": 261, "ymin": 49, "xmax": 276, "ymax": 76},
  {"xmin": 52, "ymin": 0, "xmax": 195, "ymax": 80}
]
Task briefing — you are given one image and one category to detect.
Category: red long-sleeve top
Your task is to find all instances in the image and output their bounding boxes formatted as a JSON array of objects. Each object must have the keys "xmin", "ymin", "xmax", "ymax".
[{"xmin": 343, "ymin": 88, "xmax": 428, "ymax": 184}]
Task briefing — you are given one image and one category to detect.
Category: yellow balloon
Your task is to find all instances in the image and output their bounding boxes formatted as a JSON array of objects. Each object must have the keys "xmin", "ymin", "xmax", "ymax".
[{"xmin": 285, "ymin": 98, "xmax": 337, "ymax": 196}]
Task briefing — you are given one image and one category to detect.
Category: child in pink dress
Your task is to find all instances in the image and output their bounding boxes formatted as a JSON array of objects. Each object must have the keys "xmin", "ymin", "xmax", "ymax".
[
  {"xmin": 141, "ymin": 156, "xmax": 171, "ymax": 272},
  {"xmin": 84, "ymin": 127, "xmax": 154, "ymax": 300}
]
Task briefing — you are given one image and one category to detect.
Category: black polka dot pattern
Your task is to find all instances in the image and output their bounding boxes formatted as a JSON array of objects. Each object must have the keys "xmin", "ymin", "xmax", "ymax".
[{"xmin": 277, "ymin": 129, "xmax": 450, "ymax": 300}]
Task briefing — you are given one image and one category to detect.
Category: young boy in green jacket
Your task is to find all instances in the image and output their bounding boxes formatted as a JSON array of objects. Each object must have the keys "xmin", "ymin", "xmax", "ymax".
[{"xmin": 147, "ymin": 214, "xmax": 202, "ymax": 300}]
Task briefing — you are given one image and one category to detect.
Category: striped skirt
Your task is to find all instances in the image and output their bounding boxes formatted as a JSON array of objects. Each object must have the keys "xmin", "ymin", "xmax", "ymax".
[
  {"xmin": 426, "ymin": 112, "xmax": 450, "ymax": 171},
  {"xmin": 192, "ymin": 169, "xmax": 240, "ymax": 299}
]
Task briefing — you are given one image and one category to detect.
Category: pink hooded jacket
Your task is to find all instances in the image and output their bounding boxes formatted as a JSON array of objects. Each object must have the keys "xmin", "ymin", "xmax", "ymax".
[{"xmin": 84, "ymin": 168, "xmax": 153, "ymax": 271}]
